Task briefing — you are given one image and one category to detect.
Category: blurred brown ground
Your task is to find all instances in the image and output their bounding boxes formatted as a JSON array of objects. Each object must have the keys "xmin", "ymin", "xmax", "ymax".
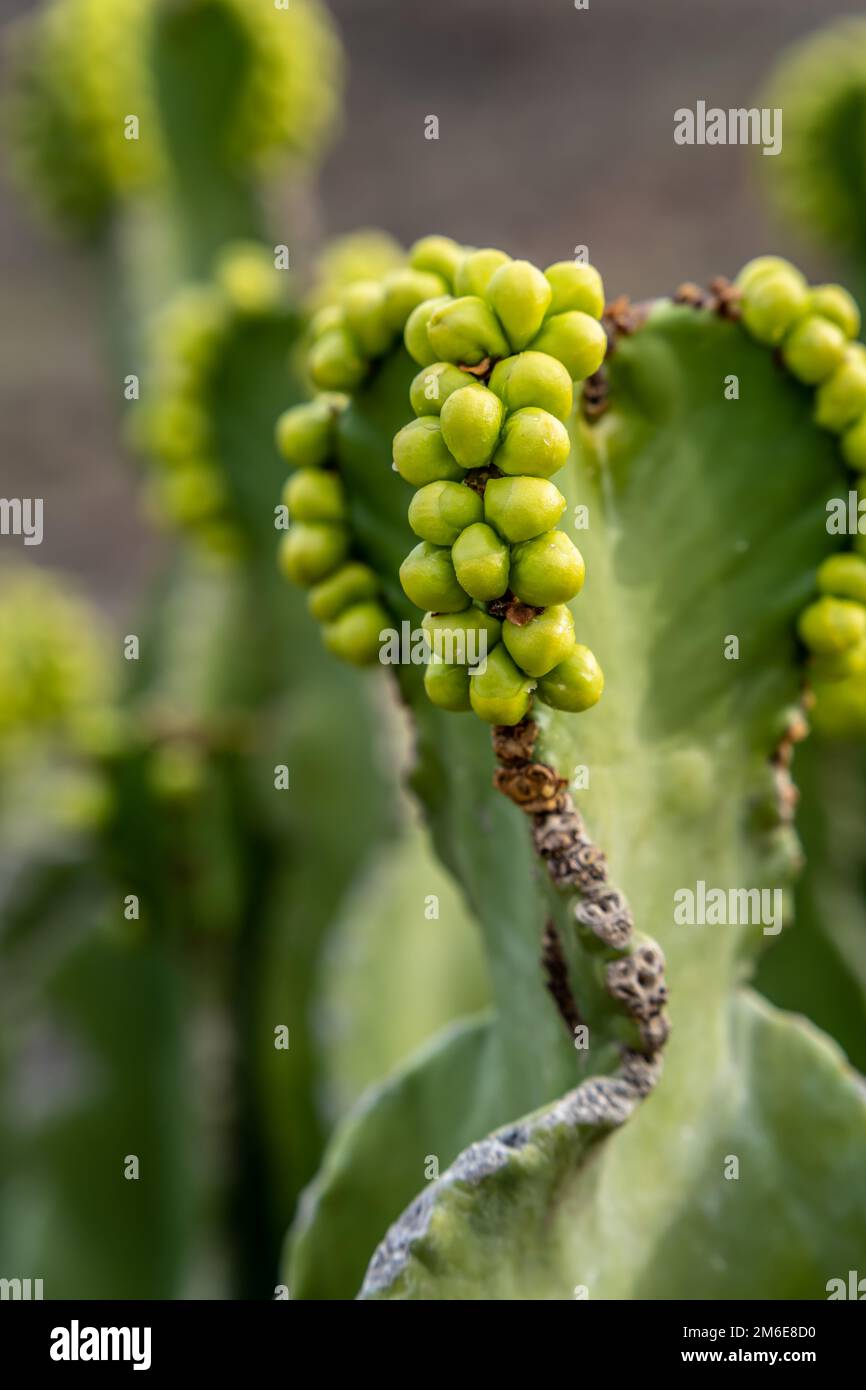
[{"xmin": 0, "ymin": 0, "xmax": 862, "ymax": 616}]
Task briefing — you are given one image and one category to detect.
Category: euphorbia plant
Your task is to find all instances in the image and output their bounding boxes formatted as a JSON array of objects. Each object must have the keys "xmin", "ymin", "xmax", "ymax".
[{"xmin": 275, "ymin": 237, "xmax": 866, "ymax": 1299}]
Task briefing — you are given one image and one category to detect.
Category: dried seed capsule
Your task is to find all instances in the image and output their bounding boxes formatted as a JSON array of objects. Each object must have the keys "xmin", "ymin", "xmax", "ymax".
[
  {"xmin": 323, "ymin": 600, "xmax": 389, "ymax": 665},
  {"xmin": 841, "ymin": 413, "xmax": 866, "ymax": 471},
  {"xmin": 492, "ymin": 406, "xmax": 571, "ymax": 477},
  {"xmin": 308, "ymin": 561, "xmax": 379, "ymax": 622},
  {"xmin": 409, "ymin": 362, "xmax": 479, "ymax": 416},
  {"xmin": 278, "ymin": 522, "xmax": 350, "ymax": 587},
  {"xmin": 341, "ymin": 279, "xmax": 393, "ymax": 356},
  {"xmin": 426, "ymin": 295, "xmax": 510, "ymax": 365},
  {"xmin": 817, "ymin": 552, "xmax": 866, "ymax": 604},
  {"xmin": 308, "ymin": 326, "xmax": 367, "ymax": 391},
  {"xmin": 439, "ymin": 385, "xmax": 504, "ymax": 468},
  {"xmin": 469, "ymin": 645, "xmax": 534, "ymax": 725},
  {"xmin": 275, "ymin": 396, "xmax": 344, "ymax": 469},
  {"xmin": 424, "ymin": 658, "xmax": 472, "ymax": 711},
  {"xmin": 502, "ymin": 604, "xmax": 575, "ymax": 677},
  {"xmin": 487, "ymin": 259, "xmax": 552, "ymax": 351},
  {"xmin": 739, "ymin": 265, "xmax": 809, "ymax": 346},
  {"xmin": 399, "ymin": 540, "xmax": 468, "ymax": 612},
  {"xmin": 815, "ymin": 345, "xmax": 866, "ymax": 431},
  {"xmin": 544, "ymin": 261, "xmax": 605, "ymax": 318},
  {"xmin": 382, "ymin": 268, "xmax": 448, "ymax": 332},
  {"xmin": 735, "ymin": 256, "xmax": 801, "ymax": 293},
  {"xmin": 408, "ymin": 235, "xmax": 464, "ymax": 288},
  {"xmin": 810, "ymin": 636, "xmax": 866, "ymax": 683},
  {"xmin": 537, "ymin": 643, "xmax": 604, "ymax": 711},
  {"xmin": 484, "ymin": 475, "xmax": 567, "ymax": 541},
  {"xmin": 781, "ymin": 314, "xmax": 846, "ymax": 385},
  {"xmin": 408, "ymin": 479, "xmax": 483, "ymax": 545},
  {"xmin": 404, "ymin": 295, "xmax": 453, "ymax": 366},
  {"xmin": 798, "ymin": 595, "xmax": 866, "ymax": 654},
  {"xmin": 510, "ymin": 530, "xmax": 586, "ymax": 606},
  {"xmin": 808, "ymin": 285, "xmax": 860, "ymax": 340},
  {"xmin": 422, "ymin": 607, "xmax": 502, "ymax": 664},
  {"xmin": 454, "ymin": 247, "xmax": 512, "ymax": 298},
  {"xmin": 488, "ymin": 352, "xmax": 574, "ymax": 422},
  {"xmin": 529, "ymin": 310, "xmax": 607, "ymax": 381},
  {"xmin": 451, "ymin": 522, "xmax": 510, "ymax": 601},
  {"xmin": 282, "ymin": 468, "xmax": 346, "ymax": 523},
  {"xmin": 392, "ymin": 417, "xmax": 465, "ymax": 485}
]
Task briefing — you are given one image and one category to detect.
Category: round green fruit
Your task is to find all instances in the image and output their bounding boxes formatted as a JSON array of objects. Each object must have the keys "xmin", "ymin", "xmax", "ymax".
[
  {"xmin": 798, "ymin": 596, "xmax": 866, "ymax": 654},
  {"xmin": 816, "ymin": 552, "xmax": 866, "ymax": 605},
  {"xmin": 404, "ymin": 296, "xmax": 453, "ymax": 366},
  {"xmin": 308, "ymin": 327, "xmax": 367, "ymax": 391},
  {"xmin": 492, "ymin": 406, "xmax": 571, "ymax": 477},
  {"xmin": 408, "ymin": 480, "xmax": 483, "ymax": 545},
  {"xmin": 510, "ymin": 530, "xmax": 585, "ymax": 606},
  {"xmin": 282, "ymin": 468, "xmax": 346, "ymax": 523},
  {"xmin": 341, "ymin": 279, "xmax": 392, "ymax": 356},
  {"xmin": 740, "ymin": 266, "xmax": 809, "ymax": 346},
  {"xmin": 451, "ymin": 522, "xmax": 510, "ymax": 601},
  {"xmin": 808, "ymin": 285, "xmax": 860, "ymax": 340},
  {"xmin": 529, "ymin": 311, "xmax": 607, "ymax": 381},
  {"xmin": 392, "ymin": 417, "xmax": 465, "ymax": 485},
  {"xmin": 278, "ymin": 522, "xmax": 350, "ymax": 587},
  {"xmin": 544, "ymin": 261, "xmax": 605, "ymax": 318},
  {"xmin": 409, "ymin": 362, "xmax": 479, "ymax": 416},
  {"xmin": 408, "ymin": 235, "xmax": 464, "ymax": 288},
  {"xmin": 454, "ymin": 248, "xmax": 511, "ymax": 298},
  {"xmin": 815, "ymin": 346, "xmax": 866, "ymax": 432},
  {"xmin": 399, "ymin": 541, "xmax": 468, "ymax": 612},
  {"xmin": 323, "ymin": 600, "xmax": 390, "ymax": 665},
  {"xmin": 308, "ymin": 562, "xmax": 379, "ymax": 622},
  {"xmin": 426, "ymin": 295, "xmax": 510, "ymax": 365},
  {"xmin": 488, "ymin": 352, "xmax": 574, "ymax": 422},
  {"xmin": 275, "ymin": 396, "xmax": 342, "ymax": 469},
  {"xmin": 735, "ymin": 256, "xmax": 801, "ymax": 293},
  {"xmin": 382, "ymin": 269, "xmax": 448, "ymax": 332},
  {"xmin": 422, "ymin": 608, "xmax": 501, "ymax": 665},
  {"xmin": 502, "ymin": 604, "xmax": 575, "ymax": 677},
  {"xmin": 537, "ymin": 644, "xmax": 604, "ymax": 712},
  {"xmin": 487, "ymin": 259, "xmax": 552, "ymax": 351},
  {"xmin": 469, "ymin": 645, "xmax": 534, "ymax": 725},
  {"xmin": 484, "ymin": 475, "xmax": 566, "ymax": 541},
  {"xmin": 439, "ymin": 385, "xmax": 504, "ymax": 468},
  {"xmin": 781, "ymin": 314, "xmax": 846, "ymax": 385},
  {"xmin": 424, "ymin": 658, "xmax": 472, "ymax": 711},
  {"xmin": 841, "ymin": 414, "xmax": 866, "ymax": 471}
]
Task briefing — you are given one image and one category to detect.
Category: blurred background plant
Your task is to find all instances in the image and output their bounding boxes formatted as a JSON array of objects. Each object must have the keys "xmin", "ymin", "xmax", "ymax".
[{"xmin": 2, "ymin": 0, "xmax": 866, "ymax": 1300}]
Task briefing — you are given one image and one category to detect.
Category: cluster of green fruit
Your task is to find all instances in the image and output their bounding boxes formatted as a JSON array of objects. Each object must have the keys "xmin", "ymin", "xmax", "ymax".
[
  {"xmin": 736, "ymin": 256, "xmax": 866, "ymax": 736},
  {"xmin": 136, "ymin": 243, "xmax": 284, "ymax": 556},
  {"xmin": 275, "ymin": 394, "xmax": 392, "ymax": 664},
  {"xmin": 392, "ymin": 238, "xmax": 607, "ymax": 725},
  {"xmin": 7, "ymin": 0, "xmax": 340, "ymax": 235}
]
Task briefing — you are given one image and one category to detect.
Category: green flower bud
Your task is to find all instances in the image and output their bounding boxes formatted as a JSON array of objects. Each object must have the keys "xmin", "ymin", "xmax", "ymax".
[
  {"xmin": 275, "ymin": 396, "xmax": 343, "ymax": 469},
  {"xmin": 341, "ymin": 279, "xmax": 393, "ymax": 356},
  {"xmin": 410, "ymin": 362, "xmax": 479, "ymax": 416},
  {"xmin": 811, "ymin": 671, "xmax": 866, "ymax": 739},
  {"xmin": 422, "ymin": 608, "xmax": 502, "ymax": 664},
  {"xmin": 492, "ymin": 406, "xmax": 571, "ymax": 477},
  {"xmin": 502, "ymin": 604, "xmax": 575, "ymax": 677},
  {"xmin": 529, "ymin": 311, "xmax": 607, "ymax": 381},
  {"xmin": 740, "ymin": 266, "xmax": 809, "ymax": 346},
  {"xmin": 487, "ymin": 259, "xmax": 552, "ymax": 351},
  {"xmin": 735, "ymin": 256, "xmax": 801, "ymax": 293},
  {"xmin": 451, "ymin": 522, "xmax": 510, "ymax": 601},
  {"xmin": 399, "ymin": 540, "xmax": 468, "ymax": 612},
  {"xmin": 278, "ymin": 522, "xmax": 350, "ymax": 587},
  {"xmin": 308, "ymin": 327, "xmax": 366, "ymax": 391},
  {"xmin": 537, "ymin": 643, "xmax": 604, "ymax": 712},
  {"xmin": 454, "ymin": 248, "xmax": 512, "ymax": 298},
  {"xmin": 424, "ymin": 658, "xmax": 472, "ymax": 712},
  {"xmin": 488, "ymin": 352, "xmax": 574, "ymax": 422},
  {"xmin": 308, "ymin": 562, "xmax": 379, "ymax": 622},
  {"xmin": 484, "ymin": 475, "xmax": 566, "ymax": 541},
  {"xmin": 798, "ymin": 595, "xmax": 866, "ymax": 654},
  {"xmin": 392, "ymin": 417, "xmax": 465, "ymax": 485},
  {"xmin": 544, "ymin": 261, "xmax": 605, "ymax": 318},
  {"xmin": 323, "ymin": 600, "xmax": 390, "ymax": 666},
  {"xmin": 810, "ymin": 636, "xmax": 866, "ymax": 683},
  {"xmin": 510, "ymin": 529, "xmax": 585, "ymax": 606},
  {"xmin": 404, "ymin": 295, "xmax": 452, "ymax": 366},
  {"xmin": 382, "ymin": 269, "xmax": 448, "ymax": 332},
  {"xmin": 282, "ymin": 468, "xmax": 346, "ymax": 523},
  {"xmin": 781, "ymin": 314, "xmax": 846, "ymax": 385},
  {"xmin": 439, "ymin": 385, "xmax": 504, "ymax": 468},
  {"xmin": 814, "ymin": 346, "xmax": 866, "ymax": 432},
  {"xmin": 425, "ymin": 295, "xmax": 510, "ymax": 366},
  {"xmin": 808, "ymin": 284, "xmax": 861, "ymax": 341},
  {"xmin": 816, "ymin": 552, "xmax": 866, "ymax": 604},
  {"xmin": 841, "ymin": 413, "xmax": 866, "ymax": 471},
  {"xmin": 469, "ymin": 645, "xmax": 534, "ymax": 725},
  {"xmin": 408, "ymin": 235, "xmax": 465, "ymax": 288},
  {"xmin": 408, "ymin": 480, "xmax": 483, "ymax": 545}
]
